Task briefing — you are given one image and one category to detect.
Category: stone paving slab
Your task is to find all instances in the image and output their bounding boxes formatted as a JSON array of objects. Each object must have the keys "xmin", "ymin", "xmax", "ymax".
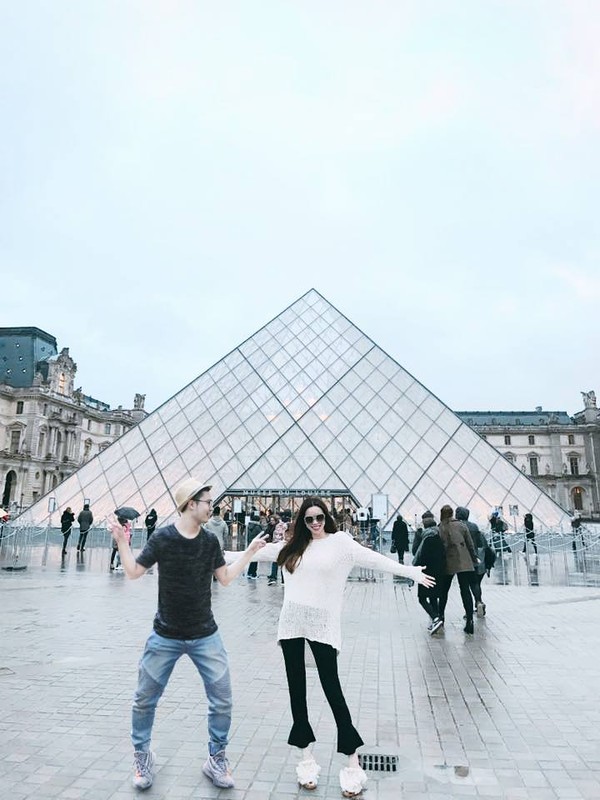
[{"xmin": 1, "ymin": 551, "xmax": 599, "ymax": 799}]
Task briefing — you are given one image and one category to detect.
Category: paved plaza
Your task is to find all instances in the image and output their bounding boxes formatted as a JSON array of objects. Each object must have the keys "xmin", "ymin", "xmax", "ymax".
[{"xmin": 1, "ymin": 546, "xmax": 600, "ymax": 800}]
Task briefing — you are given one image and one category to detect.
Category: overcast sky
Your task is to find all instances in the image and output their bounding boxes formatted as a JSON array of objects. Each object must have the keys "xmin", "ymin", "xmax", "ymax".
[{"xmin": 2, "ymin": 2, "xmax": 598, "ymax": 418}]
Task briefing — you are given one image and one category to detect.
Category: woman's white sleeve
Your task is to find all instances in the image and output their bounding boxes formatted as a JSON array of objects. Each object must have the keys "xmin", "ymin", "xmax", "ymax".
[{"xmin": 350, "ymin": 540, "xmax": 422, "ymax": 580}]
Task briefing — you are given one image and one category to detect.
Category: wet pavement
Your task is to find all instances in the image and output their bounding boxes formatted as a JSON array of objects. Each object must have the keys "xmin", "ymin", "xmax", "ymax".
[{"xmin": 1, "ymin": 545, "xmax": 600, "ymax": 799}]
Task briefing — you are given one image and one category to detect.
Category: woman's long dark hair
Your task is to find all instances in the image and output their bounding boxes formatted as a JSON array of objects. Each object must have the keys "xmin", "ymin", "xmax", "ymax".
[{"xmin": 277, "ymin": 497, "xmax": 337, "ymax": 574}]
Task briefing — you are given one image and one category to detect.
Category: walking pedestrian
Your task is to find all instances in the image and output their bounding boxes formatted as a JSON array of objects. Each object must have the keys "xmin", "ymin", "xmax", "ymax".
[
  {"xmin": 245, "ymin": 513, "xmax": 263, "ymax": 579},
  {"xmin": 391, "ymin": 513, "xmax": 409, "ymax": 562},
  {"xmin": 412, "ymin": 513, "xmax": 445, "ymax": 634},
  {"xmin": 76, "ymin": 503, "xmax": 93, "ymax": 552},
  {"xmin": 523, "ymin": 513, "xmax": 537, "ymax": 555},
  {"xmin": 268, "ymin": 515, "xmax": 287, "ymax": 585},
  {"xmin": 144, "ymin": 508, "xmax": 158, "ymax": 542},
  {"xmin": 455, "ymin": 507, "xmax": 488, "ymax": 617},
  {"xmin": 227, "ymin": 496, "xmax": 434, "ymax": 797},
  {"xmin": 411, "ymin": 511, "xmax": 434, "ymax": 556},
  {"xmin": 203, "ymin": 505, "xmax": 228, "ymax": 551},
  {"xmin": 107, "ymin": 478, "xmax": 268, "ymax": 792},
  {"xmin": 437, "ymin": 505, "xmax": 478, "ymax": 634},
  {"xmin": 60, "ymin": 507, "xmax": 75, "ymax": 555}
]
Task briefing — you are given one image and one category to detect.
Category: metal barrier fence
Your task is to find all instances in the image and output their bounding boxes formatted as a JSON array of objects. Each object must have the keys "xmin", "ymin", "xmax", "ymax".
[{"xmin": 1, "ymin": 521, "xmax": 600, "ymax": 587}]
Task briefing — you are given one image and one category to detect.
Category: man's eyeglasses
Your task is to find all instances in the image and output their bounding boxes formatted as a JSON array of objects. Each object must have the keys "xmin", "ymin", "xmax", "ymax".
[
  {"xmin": 195, "ymin": 499, "xmax": 213, "ymax": 507},
  {"xmin": 305, "ymin": 513, "xmax": 325, "ymax": 525}
]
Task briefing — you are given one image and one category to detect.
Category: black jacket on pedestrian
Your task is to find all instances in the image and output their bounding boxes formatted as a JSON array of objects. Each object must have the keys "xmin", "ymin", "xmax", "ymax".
[
  {"xmin": 413, "ymin": 526, "xmax": 446, "ymax": 577},
  {"xmin": 145, "ymin": 509, "xmax": 158, "ymax": 535},
  {"xmin": 391, "ymin": 517, "xmax": 409, "ymax": 553},
  {"xmin": 61, "ymin": 510, "xmax": 75, "ymax": 534}
]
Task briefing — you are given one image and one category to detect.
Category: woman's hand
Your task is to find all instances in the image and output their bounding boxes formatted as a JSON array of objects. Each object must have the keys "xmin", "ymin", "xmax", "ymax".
[{"xmin": 411, "ymin": 565, "xmax": 436, "ymax": 588}]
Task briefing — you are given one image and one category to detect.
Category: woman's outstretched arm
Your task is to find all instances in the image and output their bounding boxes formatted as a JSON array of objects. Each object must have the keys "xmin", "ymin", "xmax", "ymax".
[{"xmin": 350, "ymin": 540, "xmax": 435, "ymax": 587}]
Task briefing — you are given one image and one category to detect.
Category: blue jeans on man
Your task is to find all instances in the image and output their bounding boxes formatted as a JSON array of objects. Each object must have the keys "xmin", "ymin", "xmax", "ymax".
[{"xmin": 132, "ymin": 630, "xmax": 232, "ymax": 755}]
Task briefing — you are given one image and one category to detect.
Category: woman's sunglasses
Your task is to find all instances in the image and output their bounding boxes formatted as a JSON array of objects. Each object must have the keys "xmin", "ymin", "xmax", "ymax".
[{"xmin": 305, "ymin": 513, "xmax": 325, "ymax": 525}]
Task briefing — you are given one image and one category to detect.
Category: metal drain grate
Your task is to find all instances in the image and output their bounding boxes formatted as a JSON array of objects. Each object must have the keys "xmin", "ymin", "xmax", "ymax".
[{"xmin": 358, "ymin": 753, "xmax": 398, "ymax": 773}]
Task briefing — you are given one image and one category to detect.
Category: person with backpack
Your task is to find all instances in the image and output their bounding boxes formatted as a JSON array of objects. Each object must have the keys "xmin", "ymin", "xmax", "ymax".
[{"xmin": 456, "ymin": 507, "xmax": 489, "ymax": 617}]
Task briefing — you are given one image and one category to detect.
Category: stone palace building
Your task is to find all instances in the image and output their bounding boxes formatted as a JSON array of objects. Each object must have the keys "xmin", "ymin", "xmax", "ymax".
[{"xmin": 0, "ymin": 327, "xmax": 147, "ymax": 514}]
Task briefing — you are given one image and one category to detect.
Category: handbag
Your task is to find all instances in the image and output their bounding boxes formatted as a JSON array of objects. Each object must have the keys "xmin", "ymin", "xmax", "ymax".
[{"xmin": 390, "ymin": 541, "xmax": 397, "ymax": 554}]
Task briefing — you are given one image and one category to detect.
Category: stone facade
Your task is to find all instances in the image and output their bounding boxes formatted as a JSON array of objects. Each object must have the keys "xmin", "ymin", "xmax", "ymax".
[
  {"xmin": 0, "ymin": 330, "xmax": 147, "ymax": 515},
  {"xmin": 456, "ymin": 391, "xmax": 600, "ymax": 518}
]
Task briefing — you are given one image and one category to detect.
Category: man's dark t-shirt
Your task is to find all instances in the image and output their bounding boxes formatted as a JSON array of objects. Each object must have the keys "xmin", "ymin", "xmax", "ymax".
[{"xmin": 136, "ymin": 524, "xmax": 226, "ymax": 640}]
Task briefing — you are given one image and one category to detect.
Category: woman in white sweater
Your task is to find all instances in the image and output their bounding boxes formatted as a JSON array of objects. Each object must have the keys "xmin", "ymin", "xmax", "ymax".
[{"xmin": 232, "ymin": 497, "xmax": 434, "ymax": 798}]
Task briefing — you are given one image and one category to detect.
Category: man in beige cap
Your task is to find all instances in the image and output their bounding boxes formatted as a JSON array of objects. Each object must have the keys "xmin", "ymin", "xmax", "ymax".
[{"xmin": 108, "ymin": 478, "xmax": 267, "ymax": 792}]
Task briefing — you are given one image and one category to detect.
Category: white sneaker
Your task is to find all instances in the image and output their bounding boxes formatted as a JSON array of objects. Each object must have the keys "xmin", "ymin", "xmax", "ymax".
[{"xmin": 132, "ymin": 750, "xmax": 155, "ymax": 790}]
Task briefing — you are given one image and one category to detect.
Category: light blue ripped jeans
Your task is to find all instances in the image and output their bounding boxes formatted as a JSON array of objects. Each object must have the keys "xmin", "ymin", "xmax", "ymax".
[{"xmin": 131, "ymin": 630, "xmax": 232, "ymax": 755}]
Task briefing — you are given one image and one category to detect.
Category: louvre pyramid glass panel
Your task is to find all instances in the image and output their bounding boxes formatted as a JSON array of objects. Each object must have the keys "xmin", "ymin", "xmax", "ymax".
[{"xmin": 18, "ymin": 289, "xmax": 570, "ymax": 530}]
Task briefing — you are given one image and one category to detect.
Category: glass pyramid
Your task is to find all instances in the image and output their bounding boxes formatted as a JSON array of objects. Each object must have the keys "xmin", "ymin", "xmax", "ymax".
[{"xmin": 20, "ymin": 289, "xmax": 569, "ymax": 530}]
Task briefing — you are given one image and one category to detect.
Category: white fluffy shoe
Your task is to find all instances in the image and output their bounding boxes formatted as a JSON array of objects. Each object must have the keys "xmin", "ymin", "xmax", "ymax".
[
  {"xmin": 339, "ymin": 765, "xmax": 368, "ymax": 797},
  {"xmin": 296, "ymin": 756, "xmax": 321, "ymax": 790}
]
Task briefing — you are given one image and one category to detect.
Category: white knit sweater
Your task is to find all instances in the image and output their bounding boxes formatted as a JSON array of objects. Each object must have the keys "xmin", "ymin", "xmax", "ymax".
[{"xmin": 226, "ymin": 531, "xmax": 422, "ymax": 651}]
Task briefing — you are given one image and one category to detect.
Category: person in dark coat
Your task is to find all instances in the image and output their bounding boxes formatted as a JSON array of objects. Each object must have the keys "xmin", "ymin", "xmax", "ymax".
[
  {"xmin": 246, "ymin": 514, "xmax": 263, "ymax": 579},
  {"xmin": 523, "ymin": 513, "xmax": 537, "ymax": 554},
  {"xmin": 456, "ymin": 506, "xmax": 488, "ymax": 617},
  {"xmin": 61, "ymin": 507, "xmax": 75, "ymax": 555},
  {"xmin": 145, "ymin": 509, "xmax": 158, "ymax": 542},
  {"xmin": 437, "ymin": 505, "xmax": 478, "ymax": 634},
  {"xmin": 411, "ymin": 510, "xmax": 434, "ymax": 556},
  {"xmin": 412, "ymin": 515, "xmax": 445, "ymax": 634},
  {"xmin": 391, "ymin": 514, "xmax": 409, "ymax": 562},
  {"xmin": 77, "ymin": 504, "xmax": 93, "ymax": 552}
]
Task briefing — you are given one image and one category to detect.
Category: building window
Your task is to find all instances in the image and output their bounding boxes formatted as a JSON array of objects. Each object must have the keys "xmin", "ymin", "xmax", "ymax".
[
  {"xmin": 87, "ymin": 419, "xmax": 92, "ymax": 431},
  {"xmin": 43, "ymin": 404, "xmax": 48, "ymax": 416},
  {"xmin": 114, "ymin": 424, "xmax": 120, "ymax": 436},
  {"xmin": 568, "ymin": 434, "xmax": 575, "ymax": 445},
  {"xmin": 16, "ymin": 401, "xmax": 24, "ymax": 415},
  {"xmin": 504, "ymin": 434, "xmax": 511, "ymax": 445},
  {"xmin": 38, "ymin": 432, "xmax": 46, "ymax": 457},
  {"xmin": 10, "ymin": 430, "xmax": 21, "ymax": 454},
  {"xmin": 528, "ymin": 434, "xmax": 535, "ymax": 445},
  {"xmin": 572, "ymin": 487, "xmax": 584, "ymax": 511},
  {"xmin": 570, "ymin": 457, "xmax": 579, "ymax": 476},
  {"xmin": 529, "ymin": 456, "xmax": 539, "ymax": 476},
  {"xmin": 480, "ymin": 434, "xmax": 487, "ymax": 440},
  {"xmin": 104, "ymin": 423, "xmax": 111, "ymax": 435},
  {"xmin": 504, "ymin": 453, "xmax": 515, "ymax": 464}
]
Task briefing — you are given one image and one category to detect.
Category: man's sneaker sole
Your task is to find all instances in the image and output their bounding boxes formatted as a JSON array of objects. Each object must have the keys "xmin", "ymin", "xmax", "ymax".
[{"xmin": 476, "ymin": 602, "xmax": 486, "ymax": 617}]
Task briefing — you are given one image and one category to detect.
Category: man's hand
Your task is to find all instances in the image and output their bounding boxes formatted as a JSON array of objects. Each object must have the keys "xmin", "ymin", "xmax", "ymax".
[{"xmin": 247, "ymin": 532, "xmax": 270, "ymax": 555}]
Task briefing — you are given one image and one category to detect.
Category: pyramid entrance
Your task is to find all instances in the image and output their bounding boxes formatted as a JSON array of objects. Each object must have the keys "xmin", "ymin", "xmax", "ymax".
[{"xmin": 17, "ymin": 289, "xmax": 570, "ymax": 532}]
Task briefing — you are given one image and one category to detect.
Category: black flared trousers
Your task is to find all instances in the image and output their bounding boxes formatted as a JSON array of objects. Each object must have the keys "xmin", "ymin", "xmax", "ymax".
[{"xmin": 280, "ymin": 637, "xmax": 364, "ymax": 755}]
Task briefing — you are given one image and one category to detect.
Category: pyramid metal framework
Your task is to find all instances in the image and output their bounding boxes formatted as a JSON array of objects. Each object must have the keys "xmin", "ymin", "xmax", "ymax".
[{"xmin": 21, "ymin": 289, "xmax": 569, "ymax": 530}]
